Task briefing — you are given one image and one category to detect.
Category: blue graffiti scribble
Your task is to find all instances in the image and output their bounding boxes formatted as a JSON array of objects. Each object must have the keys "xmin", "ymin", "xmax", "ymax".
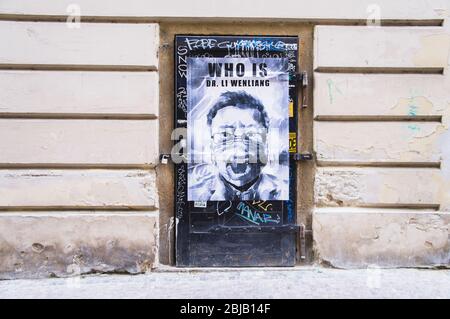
[{"xmin": 236, "ymin": 202, "xmax": 281, "ymax": 225}]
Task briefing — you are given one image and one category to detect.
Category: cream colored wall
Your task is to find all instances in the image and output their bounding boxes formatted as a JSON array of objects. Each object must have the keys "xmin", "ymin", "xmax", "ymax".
[
  {"xmin": 0, "ymin": 0, "xmax": 449, "ymax": 277},
  {"xmin": 0, "ymin": 0, "xmax": 447, "ymax": 21},
  {"xmin": 313, "ymin": 23, "xmax": 450, "ymax": 267},
  {"xmin": 0, "ymin": 19, "xmax": 160, "ymax": 278}
]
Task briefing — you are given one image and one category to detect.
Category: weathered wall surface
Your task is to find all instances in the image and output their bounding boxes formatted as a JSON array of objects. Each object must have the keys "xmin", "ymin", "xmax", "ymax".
[
  {"xmin": 0, "ymin": 213, "xmax": 158, "ymax": 279},
  {"xmin": 0, "ymin": 18, "xmax": 160, "ymax": 278},
  {"xmin": 313, "ymin": 209, "xmax": 450, "ymax": 267},
  {"xmin": 313, "ymin": 22, "xmax": 450, "ymax": 267},
  {"xmin": 0, "ymin": 0, "xmax": 449, "ymax": 277}
]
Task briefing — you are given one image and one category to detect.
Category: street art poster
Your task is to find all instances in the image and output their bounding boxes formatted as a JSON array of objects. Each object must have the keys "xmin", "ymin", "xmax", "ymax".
[
  {"xmin": 175, "ymin": 35, "xmax": 299, "ymax": 266},
  {"xmin": 187, "ymin": 57, "xmax": 290, "ymax": 201}
]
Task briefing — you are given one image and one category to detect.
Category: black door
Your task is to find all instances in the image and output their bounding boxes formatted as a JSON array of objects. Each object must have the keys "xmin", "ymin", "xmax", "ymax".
[{"xmin": 174, "ymin": 35, "xmax": 299, "ymax": 266}]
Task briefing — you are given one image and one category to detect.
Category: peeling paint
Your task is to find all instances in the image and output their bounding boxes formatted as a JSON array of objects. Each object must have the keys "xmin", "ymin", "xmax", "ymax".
[
  {"xmin": 0, "ymin": 215, "xmax": 158, "ymax": 279},
  {"xmin": 313, "ymin": 210, "xmax": 450, "ymax": 268},
  {"xmin": 315, "ymin": 170, "xmax": 362, "ymax": 206},
  {"xmin": 407, "ymin": 124, "xmax": 445, "ymax": 160}
]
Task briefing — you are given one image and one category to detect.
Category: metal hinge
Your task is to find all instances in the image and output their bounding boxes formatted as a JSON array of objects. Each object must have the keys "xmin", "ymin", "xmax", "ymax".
[
  {"xmin": 296, "ymin": 71, "xmax": 308, "ymax": 88},
  {"xmin": 291, "ymin": 152, "xmax": 314, "ymax": 161},
  {"xmin": 296, "ymin": 71, "xmax": 308, "ymax": 109},
  {"xmin": 298, "ymin": 223, "xmax": 313, "ymax": 260},
  {"xmin": 299, "ymin": 223, "xmax": 306, "ymax": 260},
  {"xmin": 159, "ymin": 153, "xmax": 172, "ymax": 164},
  {"xmin": 159, "ymin": 153, "xmax": 187, "ymax": 164}
]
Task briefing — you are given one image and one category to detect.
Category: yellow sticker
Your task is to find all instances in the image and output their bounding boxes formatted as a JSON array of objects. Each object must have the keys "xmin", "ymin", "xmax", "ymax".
[
  {"xmin": 289, "ymin": 132, "xmax": 297, "ymax": 153},
  {"xmin": 289, "ymin": 101, "xmax": 294, "ymax": 117}
]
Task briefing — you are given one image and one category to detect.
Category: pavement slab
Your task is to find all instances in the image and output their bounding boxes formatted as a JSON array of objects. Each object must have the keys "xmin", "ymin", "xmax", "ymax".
[{"xmin": 0, "ymin": 267, "xmax": 449, "ymax": 299}]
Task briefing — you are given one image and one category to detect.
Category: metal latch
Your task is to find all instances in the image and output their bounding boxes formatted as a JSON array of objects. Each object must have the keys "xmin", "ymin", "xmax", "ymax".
[
  {"xmin": 296, "ymin": 71, "xmax": 308, "ymax": 109},
  {"xmin": 291, "ymin": 152, "xmax": 314, "ymax": 161}
]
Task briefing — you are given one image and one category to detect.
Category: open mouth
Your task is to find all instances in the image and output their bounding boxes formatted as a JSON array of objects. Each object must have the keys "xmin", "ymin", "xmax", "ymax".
[
  {"xmin": 229, "ymin": 162, "xmax": 247, "ymax": 174},
  {"xmin": 226, "ymin": 162, "xmax": 251, "ymax": 178}
]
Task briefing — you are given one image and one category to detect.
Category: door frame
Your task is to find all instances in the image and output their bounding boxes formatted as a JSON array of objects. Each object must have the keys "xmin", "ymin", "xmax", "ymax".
[{"xmin": 157, "ymin": 21, "xmax": 314, "ymax": 266}]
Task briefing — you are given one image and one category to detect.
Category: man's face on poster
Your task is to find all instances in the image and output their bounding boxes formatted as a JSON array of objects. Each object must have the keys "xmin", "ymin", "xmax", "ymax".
[{"xmin": 210, "ymin": 105, "xmax": 268, "ymax": 187}]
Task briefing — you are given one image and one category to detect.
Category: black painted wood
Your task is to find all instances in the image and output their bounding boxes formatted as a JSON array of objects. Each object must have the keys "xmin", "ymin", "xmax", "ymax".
[{"xmin": 175, "ymin": 35, "xmax": 299, "ymax": 267}]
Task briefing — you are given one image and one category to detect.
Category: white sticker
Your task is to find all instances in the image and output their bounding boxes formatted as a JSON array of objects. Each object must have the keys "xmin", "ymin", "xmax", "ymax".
[{"xmin": 194, "ymin": 201, "xmax": 207, "ymax": 208}]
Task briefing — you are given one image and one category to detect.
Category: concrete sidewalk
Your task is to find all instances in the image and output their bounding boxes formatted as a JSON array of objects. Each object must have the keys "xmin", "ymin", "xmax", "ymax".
[{"xmin": 0, "ymin": 267, "xmax": 449, "ymax": 299}]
